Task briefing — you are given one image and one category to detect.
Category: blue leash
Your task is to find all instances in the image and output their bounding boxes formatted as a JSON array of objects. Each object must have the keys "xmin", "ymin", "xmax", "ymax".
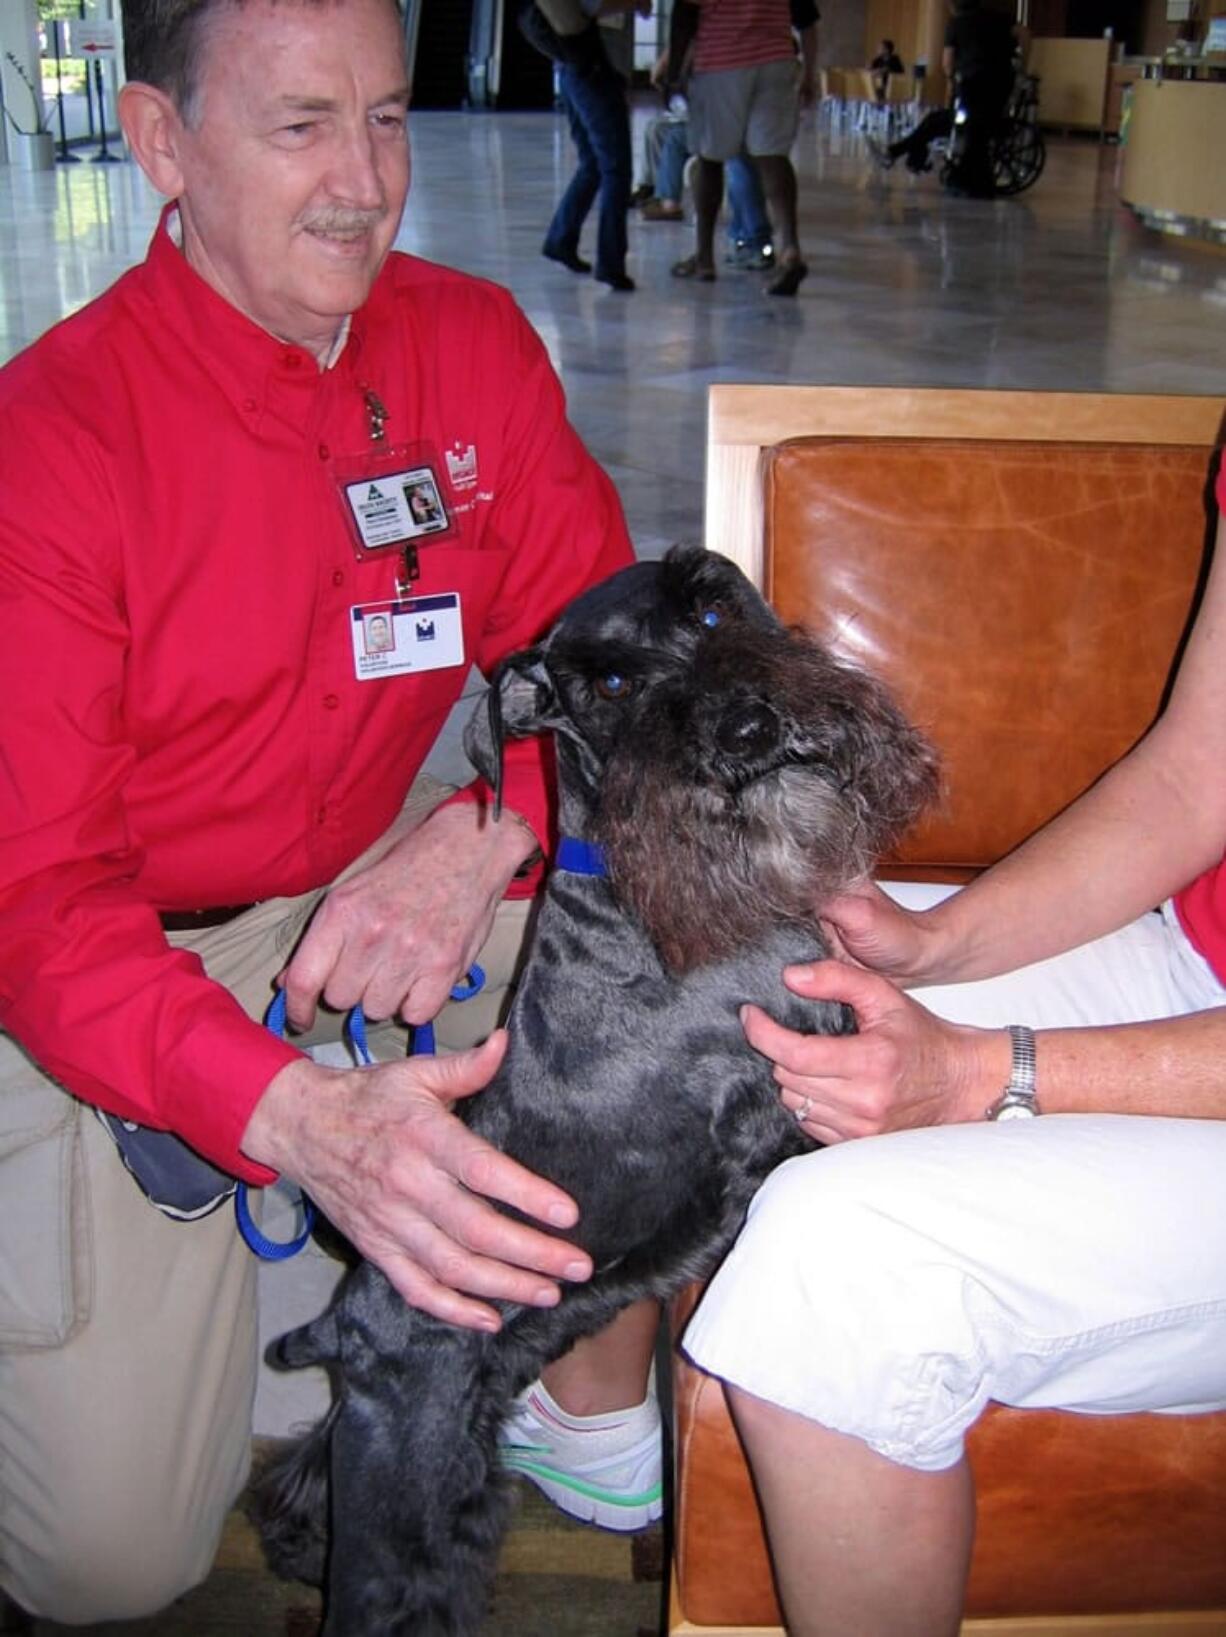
[{"xmin": 235, "ymin": 966, "xmax": 486, "ymax": 1261}]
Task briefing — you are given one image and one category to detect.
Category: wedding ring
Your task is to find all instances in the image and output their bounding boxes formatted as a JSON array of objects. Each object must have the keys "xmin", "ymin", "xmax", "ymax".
[{"xmin": 794, "ymin": 1096, "xmax": 812, "ymax": 1125}]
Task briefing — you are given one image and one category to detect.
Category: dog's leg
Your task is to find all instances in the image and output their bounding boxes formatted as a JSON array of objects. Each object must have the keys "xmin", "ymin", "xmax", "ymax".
[{"xmin": 320, "ymin": 1264, "xmax": 540, "ymax": 1637}]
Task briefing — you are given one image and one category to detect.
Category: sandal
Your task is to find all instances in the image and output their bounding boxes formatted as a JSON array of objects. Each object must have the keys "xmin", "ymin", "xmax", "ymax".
[
  {"xmin": 641, "ymin": 199, "xmax": 685, "ymax": 222},
  {"xmin": 670, "ymin": 256, "xmax": 716, "ymax": 282}
]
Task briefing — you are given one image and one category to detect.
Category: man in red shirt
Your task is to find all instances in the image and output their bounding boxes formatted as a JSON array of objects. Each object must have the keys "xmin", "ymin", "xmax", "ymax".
[{"xmin": 0, "ymin": 0, "xmax": 648, "ymax": 1621}]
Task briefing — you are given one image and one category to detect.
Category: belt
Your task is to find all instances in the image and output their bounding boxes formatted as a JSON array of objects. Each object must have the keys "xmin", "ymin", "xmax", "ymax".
[{"xmin": 158, "ymin": 903, "xmax": 257, "ymax": 932}]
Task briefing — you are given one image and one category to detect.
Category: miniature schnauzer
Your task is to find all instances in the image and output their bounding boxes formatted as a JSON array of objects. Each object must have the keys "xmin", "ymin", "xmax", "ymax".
[{"xmin": 254, "ymin": 543, "xmax": 938, "ymax": 1635}]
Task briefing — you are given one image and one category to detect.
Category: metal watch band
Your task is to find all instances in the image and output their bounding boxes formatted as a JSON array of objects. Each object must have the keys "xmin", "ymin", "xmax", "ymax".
[{"xmin": 986, "ymin": 1023, "xmax": 1040, "ymax": 1120}]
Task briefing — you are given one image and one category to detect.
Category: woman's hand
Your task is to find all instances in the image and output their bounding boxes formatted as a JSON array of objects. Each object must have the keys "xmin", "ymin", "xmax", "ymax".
[
  {"xmin": 742, "ymin": 960, "xmax": 1007, "ymax": 1143},
  {"xmin": 819, "ymin": 881, "xmax": 947, "ymax": 987}
]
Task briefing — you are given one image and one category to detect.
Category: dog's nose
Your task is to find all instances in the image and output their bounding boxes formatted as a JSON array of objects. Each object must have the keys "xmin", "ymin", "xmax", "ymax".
[{"xmin": 715, "ymin": 699, "xmax": 780, "ymax": 759}]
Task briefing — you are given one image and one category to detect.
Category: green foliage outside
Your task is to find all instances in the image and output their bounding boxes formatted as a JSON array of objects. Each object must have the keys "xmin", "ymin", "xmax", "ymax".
[{"xmin": 39, "ymin": 3, "xmax": 92, "ymax": 99}]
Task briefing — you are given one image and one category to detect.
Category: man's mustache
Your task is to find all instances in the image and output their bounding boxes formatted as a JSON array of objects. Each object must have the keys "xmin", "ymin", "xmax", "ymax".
[{"xmin": 300, "ymin": 207, "xmax": 388, "ymax": 235}]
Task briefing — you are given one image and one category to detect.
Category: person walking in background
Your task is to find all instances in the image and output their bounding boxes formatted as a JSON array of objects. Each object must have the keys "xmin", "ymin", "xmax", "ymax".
[
  {"xmin": 669, "ymin": 0, "xmax": 819, "ymax": 297},
  {"xmin": 540, "ymin": 0, "xmax": 653, "ymax": 291},
  {"xmin": 640, "ymin": 40, "xmax": 775, "ymax": 264}
]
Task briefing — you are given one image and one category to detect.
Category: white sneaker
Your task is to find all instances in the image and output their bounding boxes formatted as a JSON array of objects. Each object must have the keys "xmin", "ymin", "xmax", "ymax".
[{"xmin": 498, "ymin": 1380, "xmax": 664, "ymax": 1532}]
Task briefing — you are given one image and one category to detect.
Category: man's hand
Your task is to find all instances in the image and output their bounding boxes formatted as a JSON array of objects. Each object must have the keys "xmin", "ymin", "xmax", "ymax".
[
  {"xmin": 741, "ymin": 961, "xmax": 1006, "ymax": 1143},
  {"xmin": 280, "ymin": 801, "xmax": 538, "ymax": 1032},
  {"xmin": 242, "ymin": 1031, "xmax": 592, "ymax": 1331}
]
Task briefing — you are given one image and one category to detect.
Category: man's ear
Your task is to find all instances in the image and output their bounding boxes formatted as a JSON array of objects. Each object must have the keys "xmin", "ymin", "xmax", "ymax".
[{"xmin": 118, "ymin": 81, "xmax": 187, "ymax": 198}]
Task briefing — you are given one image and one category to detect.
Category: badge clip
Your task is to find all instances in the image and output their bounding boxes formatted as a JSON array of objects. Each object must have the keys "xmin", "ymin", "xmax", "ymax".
[
  {"xmin": 395, "ymin": 543, "xmax": 420, "ymax": 598},
  {"xmin": 363, "ymin": 386, "xmax": 390, "ymax": 444}
]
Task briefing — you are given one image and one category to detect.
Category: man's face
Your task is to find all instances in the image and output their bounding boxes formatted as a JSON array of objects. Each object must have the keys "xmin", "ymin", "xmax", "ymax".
[{"xmin": 170, "ymin": 0, "xmax": 411, "ymax": 354}]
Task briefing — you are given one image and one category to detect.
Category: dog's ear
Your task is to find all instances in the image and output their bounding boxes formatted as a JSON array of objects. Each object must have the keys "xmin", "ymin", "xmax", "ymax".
[{"xmin": 463, "ymin": 649, "xmax": 557, "ymax": 819}]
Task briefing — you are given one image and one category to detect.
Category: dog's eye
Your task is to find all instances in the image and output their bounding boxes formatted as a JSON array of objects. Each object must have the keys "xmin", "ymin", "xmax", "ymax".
[
  {"xmin": 697, "ymin": 602, "xmax": 727, "ymax": 629},
  {"xmin": 594, "ymin": 673, "xmax": 632, "ymax": 701}
]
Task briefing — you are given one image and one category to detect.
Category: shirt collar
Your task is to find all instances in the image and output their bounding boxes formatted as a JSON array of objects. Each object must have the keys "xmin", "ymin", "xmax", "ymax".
[{"xmin": 147, "ymin": 202, "xmax": 361, "ymax": 398}]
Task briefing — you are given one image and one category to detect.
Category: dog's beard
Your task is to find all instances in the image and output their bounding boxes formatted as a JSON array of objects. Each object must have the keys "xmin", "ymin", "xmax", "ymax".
[
  {"xmin": 591, "ymin": 630, "xmax": 939, "ymax": 973},
  {"xmin": 594, "ymin": 758, "xmax": 866, "ymax": 971}
]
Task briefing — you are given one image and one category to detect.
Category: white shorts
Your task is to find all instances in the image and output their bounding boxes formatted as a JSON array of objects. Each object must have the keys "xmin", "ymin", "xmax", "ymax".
[
  {"xmin": 687, "ymin": 58, "xmax": 800, "ymax": 162},
  {"xmin": 683, "ymin": 885, "xmax": 1226, "ymax": 1471}
]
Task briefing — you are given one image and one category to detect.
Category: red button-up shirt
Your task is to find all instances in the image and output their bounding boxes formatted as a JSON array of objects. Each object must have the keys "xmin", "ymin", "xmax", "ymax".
[
  {"xmin": 0, "ymin": 209, "xmax": 633, "ymax": 1179},
  {"xmin": 1173, "ymin": 460, "xmax": 1226, "ymax": 987}
]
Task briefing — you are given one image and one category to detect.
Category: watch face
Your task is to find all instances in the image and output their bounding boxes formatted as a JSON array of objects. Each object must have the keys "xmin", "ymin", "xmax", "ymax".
[{"xmin": 995, "ymin": 1099, "xmax": 1038, "ymax": 1120}]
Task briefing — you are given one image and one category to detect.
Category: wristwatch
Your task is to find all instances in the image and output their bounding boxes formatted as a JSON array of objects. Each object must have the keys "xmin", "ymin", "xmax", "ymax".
[{"xmin": 986, "ymin": 1024, "xmax": 1040, "ymax": 1121}]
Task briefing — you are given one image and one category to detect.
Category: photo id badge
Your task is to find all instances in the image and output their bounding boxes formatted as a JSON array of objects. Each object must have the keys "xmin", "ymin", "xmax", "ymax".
[
  {"xmin": 350, "ymin": 594, "xmax": 464, "ymax": 682},
  {"xmin": 331, "ymin": 439, "xmax": 457, "ymax": 572},
  {"xmin": 343, "ymin": 463, "xmax": 451, "ymax": 553}
]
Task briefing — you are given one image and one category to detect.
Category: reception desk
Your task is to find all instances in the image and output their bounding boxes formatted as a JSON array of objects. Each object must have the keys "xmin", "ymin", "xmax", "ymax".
[{"xmin": 1117, "ymin": 77, "xmax": 1226, "ymax": 242}]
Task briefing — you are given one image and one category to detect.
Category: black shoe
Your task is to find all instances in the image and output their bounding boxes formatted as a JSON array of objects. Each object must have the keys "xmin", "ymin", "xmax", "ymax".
[
  {"xmin": 543, "ymin": 246, "xmax": 592, "ymax": 275},
  {"xmin": 596, "ymin": 271, "xmax": 636, "ymax": 291},
  {"xmin": 629, "ymin": 183, "xmax": 653, "ymax": 206},
  {"xmin": 766, "ymin": 259, "xmax": 808, "ymax": 297}
]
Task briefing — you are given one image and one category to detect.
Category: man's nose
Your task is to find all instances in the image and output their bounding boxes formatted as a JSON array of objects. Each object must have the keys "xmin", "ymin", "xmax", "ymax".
[{"xmin": 331, "ymin": 125, "xmax": 387, "ymax": 208}]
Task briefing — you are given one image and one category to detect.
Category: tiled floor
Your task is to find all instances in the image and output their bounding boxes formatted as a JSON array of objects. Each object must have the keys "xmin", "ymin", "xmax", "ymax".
[{"xmin": 3, "ymin": 102, "xmax": 1224, "ymax": 1434}]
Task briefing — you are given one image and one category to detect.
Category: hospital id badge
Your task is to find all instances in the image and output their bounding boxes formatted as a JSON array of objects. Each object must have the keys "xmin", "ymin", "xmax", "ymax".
[
  {"xmin": 332, "ymin": 442, "xmax": 456, "ymax": 564},
  {"xmin": 350, "ymin": 593, "xmax": 464, "ymax": 682}
]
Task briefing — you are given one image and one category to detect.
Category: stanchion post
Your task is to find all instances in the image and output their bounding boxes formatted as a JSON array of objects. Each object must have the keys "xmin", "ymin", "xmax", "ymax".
[
  {"xmin": 54, "ymin": 20, "xmax": 80, "ymax": 163},
  {"xmin": 91, "ymin": 57, "xmax": 120, "ymax": 162}
]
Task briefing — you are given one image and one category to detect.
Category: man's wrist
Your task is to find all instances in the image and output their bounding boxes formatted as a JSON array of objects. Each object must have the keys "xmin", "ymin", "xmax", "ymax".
[
  {"xmin": 240, "ymin": 1055, "xmax": 322, "ymax": 1173},
  {"xmin": 432, "ymin": 795, "xmax": 542, "ymax": 886}
]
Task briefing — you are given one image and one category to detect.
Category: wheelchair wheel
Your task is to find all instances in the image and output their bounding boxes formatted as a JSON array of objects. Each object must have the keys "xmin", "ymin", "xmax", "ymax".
[{"xmin": 992, "ymin": 116, "xmax": 1046, "ymax": 196}]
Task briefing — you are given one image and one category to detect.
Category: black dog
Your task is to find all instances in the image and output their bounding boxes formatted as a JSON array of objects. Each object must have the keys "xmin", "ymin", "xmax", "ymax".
[{"xmin": 254, "ymin": 544, "xmax": 938, "ymax": 1635}]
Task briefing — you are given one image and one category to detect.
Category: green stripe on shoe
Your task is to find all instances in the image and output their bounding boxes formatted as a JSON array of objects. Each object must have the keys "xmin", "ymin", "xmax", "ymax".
[{"xmin": 500, "ymin": 1456, "xmax": 662, "ymax": 1509}]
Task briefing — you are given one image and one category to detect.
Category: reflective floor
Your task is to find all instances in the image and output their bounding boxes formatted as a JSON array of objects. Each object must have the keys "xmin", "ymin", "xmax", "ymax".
[{"xmin": 3, "ymin": 105, "xmax": 1225, "ymax": 1434}]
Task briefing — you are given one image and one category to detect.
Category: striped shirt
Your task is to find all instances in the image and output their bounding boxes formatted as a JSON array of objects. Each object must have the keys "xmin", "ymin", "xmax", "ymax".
[{"xmin": 692, "ymin": 0, "xmax": 796, "ymax": 73}]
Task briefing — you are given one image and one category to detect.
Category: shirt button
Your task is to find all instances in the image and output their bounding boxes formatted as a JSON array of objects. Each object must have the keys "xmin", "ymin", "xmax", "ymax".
[
  {"xmin": 332, "ymin": 569, "xmax": 345, "ymax": 587},
  {"xmin": 316, "ymin": 805, "xmax": 328, "ymax": 825},
  {"xmin": 318, "ymin": 443, "xmax": 330, "ymax": 460},
  {"xmin": 284, "ymin": 353, "xmax": 302, "ymax": 370},
  {"xmin": 323, "ymin": 693, "xmax": 339, "ymax": 711},
  {"xmin": 242, "ymin": 398, "xmax": 257, "ymax": 413}
]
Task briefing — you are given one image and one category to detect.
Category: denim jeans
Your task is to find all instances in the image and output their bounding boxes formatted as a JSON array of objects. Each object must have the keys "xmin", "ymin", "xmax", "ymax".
[
  {"xmin": 655, "ymin": 118, "xmax": 689, "ymax": 203},
  {"xmin": 726, "ymin": 155, "xmax": 770, "ymax": 249},
  {"xmin": 544, "ymin": 64, "xmax": 632, "ymax": 281}
]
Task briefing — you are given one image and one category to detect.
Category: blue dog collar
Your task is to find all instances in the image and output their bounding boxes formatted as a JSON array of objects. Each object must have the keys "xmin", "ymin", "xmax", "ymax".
[{"xmin": 555, "ymin": 836, "xmax": 608, "ymax": 877}]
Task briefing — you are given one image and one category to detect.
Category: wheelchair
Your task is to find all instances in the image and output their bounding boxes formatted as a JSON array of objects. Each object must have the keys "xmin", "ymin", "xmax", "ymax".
[{"xmin": 942, "ymin": 72, "xmax": 1046, "ymax": 197}]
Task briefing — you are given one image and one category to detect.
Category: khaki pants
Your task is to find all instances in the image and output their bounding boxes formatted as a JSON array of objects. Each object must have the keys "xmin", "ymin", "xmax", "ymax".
[{"xmin": 0, "ymin": 779, "xmax": 532, "ymax": 1623}]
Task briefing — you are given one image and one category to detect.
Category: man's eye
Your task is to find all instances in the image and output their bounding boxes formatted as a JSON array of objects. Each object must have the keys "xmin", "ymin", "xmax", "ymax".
[{"xmin": 594, "ymin": 673, "xmax": 632, "ymax": 701}]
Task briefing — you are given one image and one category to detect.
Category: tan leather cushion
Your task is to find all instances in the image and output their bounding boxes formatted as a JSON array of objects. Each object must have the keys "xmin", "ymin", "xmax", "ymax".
[{"xmin": 764, "ymin": 439, "xmax": 1210, "ymax": 872}]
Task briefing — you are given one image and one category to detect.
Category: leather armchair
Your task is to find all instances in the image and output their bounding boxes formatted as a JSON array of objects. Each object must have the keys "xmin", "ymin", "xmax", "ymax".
[{"xmin": 669, "ymin": 386, "xmax": 1226, "ymax": 1636}]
